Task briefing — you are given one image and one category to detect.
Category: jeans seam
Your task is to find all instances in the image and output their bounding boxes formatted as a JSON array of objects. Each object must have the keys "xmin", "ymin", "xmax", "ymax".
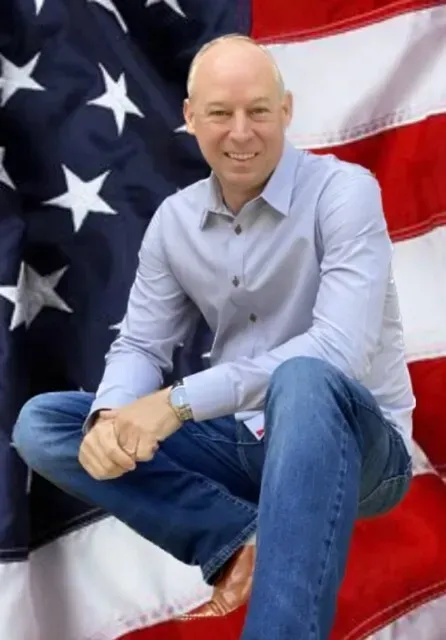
[
  {"xmin": 158, "ymin": 444, "xmax": 258, "ymax": 516},
  {"xmin": 190, "ymin": 427, "xmax": 261, "ymax": 447},
  {"xmin": 189, "ymin": 425, "xmax": 258, "ymax": 583},
  {"xmin": 309, "ymin": 422, "xmax": 349, "ymax": 639},
  {"xmin": 353, "ymin": 399, "xmax": 411, "ymax": 465},
  {"xmin": 358, "ymin": 467, "xmax": 412, "ymax": 511},
  {"xmin": 186, "ymin": 433, "xmax": 236, "ymax": 444},
  {"xmin": 202, "ymin": 517, "xmax": 257, "ymax": 583},
  {"xmin": 353, "ymin": 398, "xmax": 400, "ymax": 434},
  {"xmin": 235, "ymin": 421, "xmax": 263, "ymax": 483},
  {"xmin": 237, "ymin": 444, "xmax": 259, "ymax": 484},
  {"xmin": 197, "ymin": 471, "xmax": 257, "ymax": 514}
]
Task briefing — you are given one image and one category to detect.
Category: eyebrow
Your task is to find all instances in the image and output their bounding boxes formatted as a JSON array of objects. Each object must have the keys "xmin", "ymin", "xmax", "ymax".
[{"xmin": 205, "ymin": 97, "xmax": 271, "ymax": 108}]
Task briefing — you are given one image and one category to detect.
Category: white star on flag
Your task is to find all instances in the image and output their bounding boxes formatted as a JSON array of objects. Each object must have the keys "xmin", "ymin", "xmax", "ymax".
[
  {"xmin": 0, "ymin": 263, "xmax": 72, "ymax": 331},
  {"xmin": 0, "ymin": 53, "xmax": 45, "ymax": 107},
  {"xmin": 0, "ymin": 148, "xmax": 15, "ymax": 189},
  {"xmin": 88, "ymin": 64, "xmax": 143, "ymax": 135},
  {"xmin": 145, "ymin": 0, "xmax": 186, "ymax": 18},
  {"xmin": 34, "ymin": 0, "xmax": 45, "ymax": 14},
  {"xmin": 88, "ymin": 0, "xmax": 128, "ymax": 33},
  {"xmin": 44, "ymin": 165, "xmax": 117, "ymax": 232}
]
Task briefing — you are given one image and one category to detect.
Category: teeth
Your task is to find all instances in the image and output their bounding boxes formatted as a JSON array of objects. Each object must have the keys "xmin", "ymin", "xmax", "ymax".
[{"xmin": 227, "ymin": 153, "xmax": 256, "ymax": 160}]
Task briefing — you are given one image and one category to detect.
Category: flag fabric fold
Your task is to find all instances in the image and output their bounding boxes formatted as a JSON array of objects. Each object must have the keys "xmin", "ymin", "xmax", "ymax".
[{"xmin": 1, "ymin": 1, "xmax": 446, "ymax": 639}]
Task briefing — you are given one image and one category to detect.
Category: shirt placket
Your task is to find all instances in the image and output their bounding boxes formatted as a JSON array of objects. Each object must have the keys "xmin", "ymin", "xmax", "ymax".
[
  {"xmin": 227, "ymin": 219, "xmax": 246, "ymax": 307},
  {"xmin": 226, "ymin": 217, "xmax": 260, "ymax": 356}
]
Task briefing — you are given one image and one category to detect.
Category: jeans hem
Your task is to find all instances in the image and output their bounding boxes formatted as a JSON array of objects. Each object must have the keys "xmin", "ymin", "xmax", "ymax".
[{"xmin": 202, "ymin": 517, "xmax": 257, "ymax": 584}]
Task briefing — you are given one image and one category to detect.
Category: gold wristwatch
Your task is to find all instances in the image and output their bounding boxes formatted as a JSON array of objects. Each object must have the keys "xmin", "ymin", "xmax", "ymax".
[{"xmin": 168, "ymin": 379, "xmax": 193, "ymax": 422}]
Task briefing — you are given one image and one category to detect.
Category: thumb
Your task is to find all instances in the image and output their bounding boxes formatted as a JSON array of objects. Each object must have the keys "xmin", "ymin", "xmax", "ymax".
[{"xmin": 117, "ymin": 427, "xmax": 139, "ymax": 457}]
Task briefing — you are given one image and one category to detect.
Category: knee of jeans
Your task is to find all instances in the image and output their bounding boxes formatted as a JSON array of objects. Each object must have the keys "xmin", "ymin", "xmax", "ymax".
[
  {"xmin": 268, "ymin": 356, "xmax": 338, "ymax": 398},
  {"xmin": 12, "ymin": 393, "xmax": 59, "ymax": 468},
  {"xmin": 265, "ymin": 357, "xmax": 346, "ymax": 443}
]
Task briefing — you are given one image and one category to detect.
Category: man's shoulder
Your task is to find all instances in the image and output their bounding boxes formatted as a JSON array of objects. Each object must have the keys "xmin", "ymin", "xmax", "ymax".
[
  {"xmin": 291, "ymin": 150, "xmax": 382, "ymax": 231},
  {"xmin": 299, "ymin": 148, "xmax": 376, "ymax": 191}
]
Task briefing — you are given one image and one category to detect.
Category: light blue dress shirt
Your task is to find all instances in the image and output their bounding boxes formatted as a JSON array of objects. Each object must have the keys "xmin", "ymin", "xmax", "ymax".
[{"xmin": 89, "ymin": 141, "xmax": 415, "ymax": 454}]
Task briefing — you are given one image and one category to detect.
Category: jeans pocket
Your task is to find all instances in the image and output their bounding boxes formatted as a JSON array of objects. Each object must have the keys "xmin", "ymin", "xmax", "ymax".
[
  {"xmin": 358, "ymin": 464, "xmax": 412, "ymax": 519},
  {"xmin": 236, "ymin": 422, "xmax": 264, "ymax": 486},
  {"xmin": 183, "ymin": 418, "xmax": 237, "ymax": 443}
]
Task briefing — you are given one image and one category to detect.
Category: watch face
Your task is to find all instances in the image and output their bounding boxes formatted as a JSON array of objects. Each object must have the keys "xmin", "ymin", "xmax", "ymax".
[{"xmin": 170, "ymin": 386, "xmax": 186, "ymax": 408}]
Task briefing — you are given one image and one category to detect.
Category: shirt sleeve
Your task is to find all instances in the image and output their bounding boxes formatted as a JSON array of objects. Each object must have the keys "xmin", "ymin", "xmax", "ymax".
[
  {"xmin": 183, "ymin": 171, "xmax": 393, "ymax": 422},
  {"xmin": 85, "ymin": 204, "xmax": 199, "ymax": 430}
]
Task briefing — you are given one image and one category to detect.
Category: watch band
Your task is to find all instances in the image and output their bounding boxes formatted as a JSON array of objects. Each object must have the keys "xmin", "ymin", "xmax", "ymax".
[{"xmin": 168, "ymin": 380, "xmax": 193, "ymax": 422}]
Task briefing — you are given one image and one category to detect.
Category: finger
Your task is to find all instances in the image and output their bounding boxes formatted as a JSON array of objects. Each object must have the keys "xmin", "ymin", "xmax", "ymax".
[
  {"xmin": 117, "ymin": 426, "xmax": 140, "ymax": 457},
  {"xmin": 135, "ymin": 437, "xmax": 159, "ymax": 462},
  {"xmin": 82, "ymin": 459, "xmax": 125, "ymax": 480},
  {"xmin": 84, "ymin": 422, "xmax": 135, "ymax": 473},
  {"xmin": 105, "ymin": 444, "xmax": 136, "ymax": 471},
  {"xmin": 97, "ymin": 423, "xmax": 136, "ymax": 471},
  {"xmin": 78, "ymin": 442, "xmax": 125, "ymax": 480}
]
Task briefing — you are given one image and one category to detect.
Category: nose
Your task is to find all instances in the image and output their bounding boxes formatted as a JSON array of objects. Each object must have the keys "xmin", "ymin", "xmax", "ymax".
[{"xmin": 228, "ymin": 111, "xmax": 253, "ymax": 142}]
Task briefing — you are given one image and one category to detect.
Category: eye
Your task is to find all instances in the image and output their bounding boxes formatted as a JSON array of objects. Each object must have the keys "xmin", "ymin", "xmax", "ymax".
[
  {"xmin": 210, "ymin": 109, "xmax": 229, "ymax": 117},
  {"xmin": 251, "ymin": 107, "xmax": 269, "ymax": 115}
]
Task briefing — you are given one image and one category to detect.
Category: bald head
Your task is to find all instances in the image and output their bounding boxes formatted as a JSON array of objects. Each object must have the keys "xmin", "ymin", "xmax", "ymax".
[{"xmin": 186, "ymin": 34, "xmax": 285, "ymax": 100}]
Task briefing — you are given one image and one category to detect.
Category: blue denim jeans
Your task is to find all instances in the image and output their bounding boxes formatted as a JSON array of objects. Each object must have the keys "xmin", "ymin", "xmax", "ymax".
[{"xmin": 12, "ymin": 356, "xmax": 412, "ymax": 639}]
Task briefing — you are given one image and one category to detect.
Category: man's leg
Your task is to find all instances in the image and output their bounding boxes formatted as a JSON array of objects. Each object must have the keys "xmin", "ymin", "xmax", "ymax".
[
  {"xmin": 12, "ymin": 391, "xmax": 258, "ymax": 583},
  {"xmin": 240, "ymin": 356, "xmax": 412, "ymax": 640}
]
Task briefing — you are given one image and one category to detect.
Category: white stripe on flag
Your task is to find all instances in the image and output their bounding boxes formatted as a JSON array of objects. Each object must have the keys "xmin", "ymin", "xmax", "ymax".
[
  {"xmin": 393, "ymin": 226, "xmax": 446, "ymax": 362},
  {"xmin": 266, "ymin": 6, "xmax": 446, "ymax": 147},
  {"xmin": 0, "ymin": 519, "xmax": 211, "ymax": 640},
  {"xmin": 0, "ymin": 562, "xmax": 38, "ymax": 640},
  {"xmin": 368, "ymin": 593, "xmax": 446, "ymax": 640}
]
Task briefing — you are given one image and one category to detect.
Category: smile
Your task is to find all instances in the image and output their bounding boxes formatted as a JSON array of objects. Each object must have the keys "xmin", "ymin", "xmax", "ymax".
[{"xmin": 224, "ymin": 152, "xmax": 258, "ymax": 161}]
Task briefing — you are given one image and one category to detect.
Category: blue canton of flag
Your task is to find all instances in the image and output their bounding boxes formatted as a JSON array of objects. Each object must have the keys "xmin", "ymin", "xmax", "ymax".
[{"xmin": 0, "ymin": 0, "xmax": 249, "ymax": 564}]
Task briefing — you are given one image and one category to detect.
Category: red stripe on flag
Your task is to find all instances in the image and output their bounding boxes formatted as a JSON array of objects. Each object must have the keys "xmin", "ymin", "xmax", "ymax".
[
  {"xmin": 310, "ymin": 116, "xmax": 446, "ymax": 241},
  {"xmin": 410, "ymin": 358, "xmax": 446, "ymax": 473},
  {"xmin": 251, "ymin": 0, "xmax": 444, "ymax": 42},
  {"xmin": 332, "ymin": 474, "xmax": 446, "ymax": 640}
]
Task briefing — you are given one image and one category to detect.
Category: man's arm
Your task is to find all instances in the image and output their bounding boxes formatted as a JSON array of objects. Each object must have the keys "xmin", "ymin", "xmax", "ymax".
[
  {"xmin": 183, "ymin": 172, "xmax": 393, "ymax": 421},
  {"xmin": 85, "ymin": 204, "xmax": 199, "ymax": 430}
]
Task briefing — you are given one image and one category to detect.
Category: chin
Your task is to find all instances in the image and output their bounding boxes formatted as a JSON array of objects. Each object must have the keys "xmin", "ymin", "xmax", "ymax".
[{"xmin": 226, "ymin": 175, "xmax": 257, "ymax": 189}]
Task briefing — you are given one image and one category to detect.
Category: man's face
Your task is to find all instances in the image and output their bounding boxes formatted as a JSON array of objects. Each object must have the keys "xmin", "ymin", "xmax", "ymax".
[{"xmin": 184, "ymin": 44, "xmax": 293, "ymax": 204}]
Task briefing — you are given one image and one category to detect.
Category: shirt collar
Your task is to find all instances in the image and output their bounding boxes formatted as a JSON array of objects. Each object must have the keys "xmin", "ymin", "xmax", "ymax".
[{"xmin": 199, "ymin": 139, "xmax": 302, "ymax": 229}]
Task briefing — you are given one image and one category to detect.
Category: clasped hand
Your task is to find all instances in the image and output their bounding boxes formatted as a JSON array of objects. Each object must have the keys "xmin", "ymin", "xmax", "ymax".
[{"xmin": 78, "ymin": 387, "xmax": 181, "ymax": 480}]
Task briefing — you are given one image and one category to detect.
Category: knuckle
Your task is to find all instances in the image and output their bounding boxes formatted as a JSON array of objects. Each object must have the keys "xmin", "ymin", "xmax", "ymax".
[
  {"xmin": 102, "ymin": 441, "xmax": 113, "ymax": 456},
  {"xmin": 103, "ymin": 459, "xmax": 116, "ymax": 472}
]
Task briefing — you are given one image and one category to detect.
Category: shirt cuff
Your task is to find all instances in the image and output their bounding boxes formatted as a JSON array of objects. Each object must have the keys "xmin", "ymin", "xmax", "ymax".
[{"xmin": 183, "ymin": 364, "xmax": 236, "ymax": 422}]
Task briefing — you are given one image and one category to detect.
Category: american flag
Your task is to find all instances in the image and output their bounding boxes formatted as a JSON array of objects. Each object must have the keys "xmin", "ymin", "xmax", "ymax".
[{"xmin": 0, "ymin": 1, "xmax": 445, "ymax": 639}]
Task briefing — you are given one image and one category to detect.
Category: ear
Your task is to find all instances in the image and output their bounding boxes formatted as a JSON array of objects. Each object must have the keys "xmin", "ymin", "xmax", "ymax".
[
  {"xmin": 183, "ymin": 98, "xmax": 196, "ymax": 135},
  {"xmin": 281, "ymin": 90, "xmax": 293, "ymax": 129}
]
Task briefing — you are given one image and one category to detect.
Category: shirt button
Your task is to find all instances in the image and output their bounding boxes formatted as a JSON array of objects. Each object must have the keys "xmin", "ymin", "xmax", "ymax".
[
  {"xmin": 232, "ymin": 276, "xmax": 240, "ymax": 287},
  {"xmin": 234, "ymin": 224, "xmax": 242, "ymax": 235},
  {"xmin": 249, "ymin": 313, "xmax": 257, "ymax": 322}
]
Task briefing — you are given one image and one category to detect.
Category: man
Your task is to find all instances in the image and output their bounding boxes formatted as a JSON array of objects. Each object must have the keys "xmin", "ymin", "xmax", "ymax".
[{"xmin": 12, "ymin": 34, "xmax": 415, "ymax": 639}]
